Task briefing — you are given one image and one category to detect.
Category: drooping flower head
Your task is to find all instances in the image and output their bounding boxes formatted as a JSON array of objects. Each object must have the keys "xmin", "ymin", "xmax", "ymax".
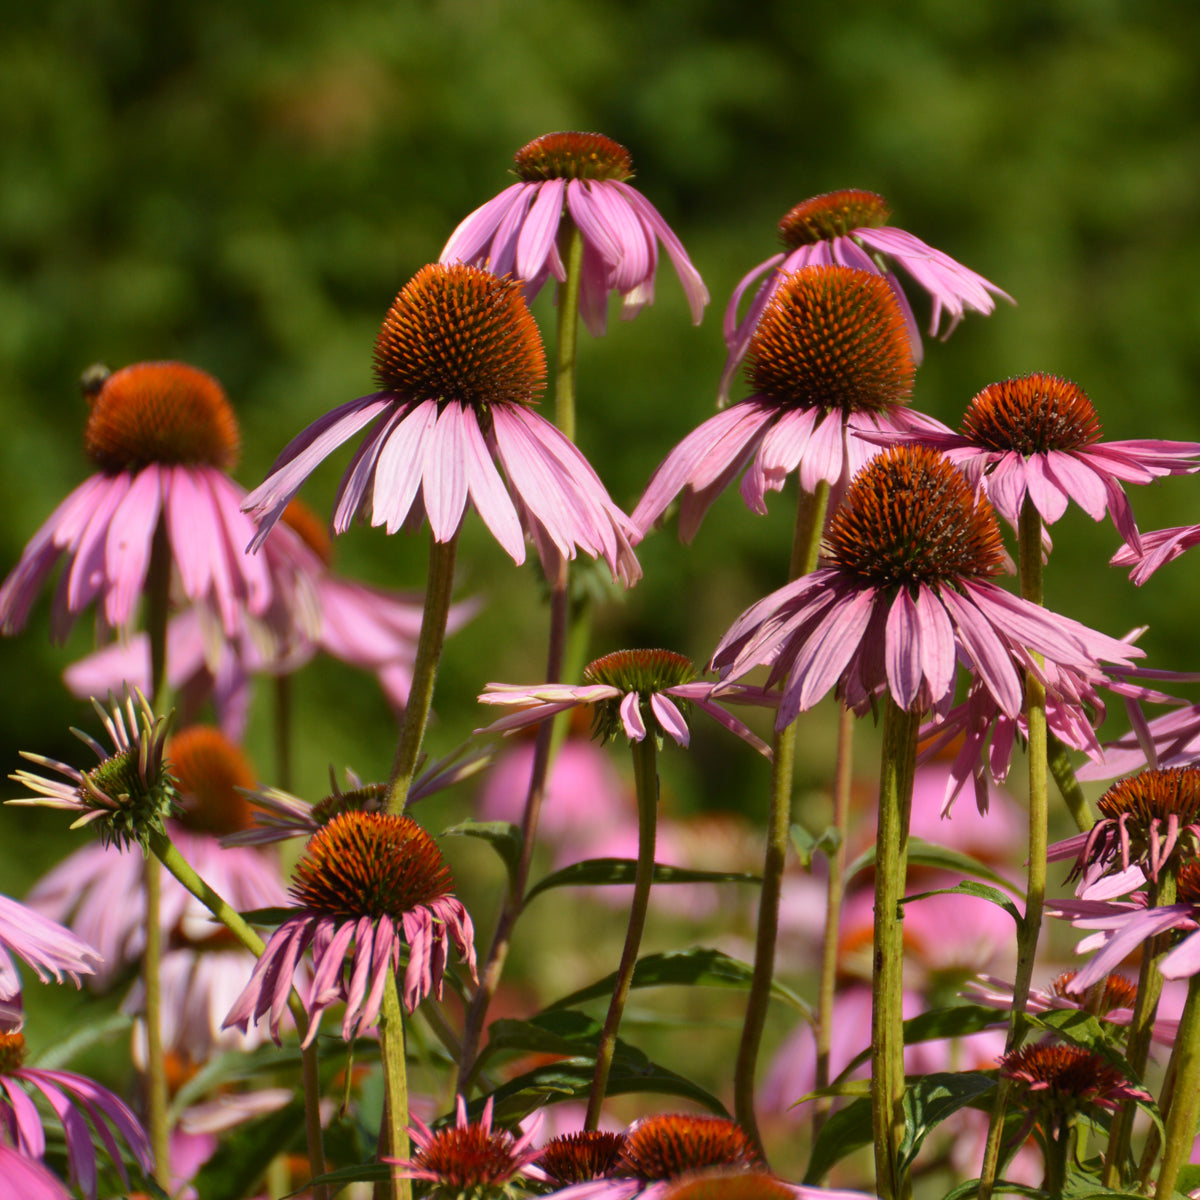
[
  {"xmin": 0, "ymin": 362, "xmax": 316, "ymax": 642},
  {"xmin": 999, "ymin": 1043, "xmax": 1150, "ymax": 1120},
  {"xmin": 243, "ymin": 264, "xmax": 640, "ymax": 584},
  {"xmin": 537, "ymin": 1131, "xmax": 629, "ymax": 1186},
  {"xmin": 888, "ymin": 373, "xmax": 1200, "ymax": 549},
  {"xmin": 718, "ymin": 188, "xmax": 1011, "ymax": 402},
  {"xmin": 387, "ymin": 1095, "xmax": 542, "ymax": 1200},
  {"xmin": 0, "ymin": 1030, "xmax": 153, "ymax": 1199},
  {"xmin": 632, "ymin": 265, "xmax": 934, "ymax": 543},
  {"xmin": 223, "ymin": 810, "xmax": 476, "ymax": 1045},
  {"xmin": 9, "ymin": 692, "xmax": 176, "ymax": 849},
  {"xmin": 440, "ymin": 131, "xmax": 708, "ymax": 336},
  {"xmin": 711, "ymin": 446, "xmax": 1143, "ymax": 729},
  {"xmin": 478, "ymin": 649, "xmax": 776, "ymax": 756}
]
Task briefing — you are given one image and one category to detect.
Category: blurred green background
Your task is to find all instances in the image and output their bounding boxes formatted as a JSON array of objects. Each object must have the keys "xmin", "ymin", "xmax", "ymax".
[{"xmin": 2, "ymin": 0, "xmax": 1200, "ymax": 1115}]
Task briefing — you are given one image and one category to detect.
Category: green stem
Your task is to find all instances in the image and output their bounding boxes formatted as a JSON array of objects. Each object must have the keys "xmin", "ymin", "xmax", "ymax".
[
  {"xmin": 378, "ymin": 971, "xmax": 412, "ymax": 1200},
  {"xmin": 734, "ymin": 481, "xmax": 830, "ymax": 1157},
  {"xmin": 385, "ymin": 533, "xmax": 459, "ymax": 814},
  {"xmin": 554, "ymin": 221, "xmax": 584, "ymax": 442},
  {"xmin": 1153, "ymin": 972, "xmax": 1200, "ymax": 1200},
  {"xmin": 870, "ymin": 698, "xmax": 919, "ymax": 1200},
  {"xmin": 1043, "ymin": 1118, "xmax": 1072, "ymax": 1196},
  {"xmin": 585, "ymin": 734, "xmax": 658, "ymax": 1130},
  {"xmin": 1048, "ymin": 733, "xmax": 1094, "ymax": 833}
]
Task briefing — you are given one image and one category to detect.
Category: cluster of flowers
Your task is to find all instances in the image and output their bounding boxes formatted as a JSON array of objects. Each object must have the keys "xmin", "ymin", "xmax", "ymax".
[{"xmin": 3, "ymin": 127, "xmax": 1200, "ymax": 1200}]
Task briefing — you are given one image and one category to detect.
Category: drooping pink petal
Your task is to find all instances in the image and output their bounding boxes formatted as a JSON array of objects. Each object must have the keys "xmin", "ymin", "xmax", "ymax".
[
  {"xmin": 103, "ymin": 466, "xmax": 163, "ymax": 629},
  {"xmin": 649, "ymin": 692, "xmax": 690, "ymax": 746},
  {"xmin": 620, "ymin": 691, "xmax": 647, "ymax": 741},
  {"xmin": 371, "ymin": 400, "xmax": 438, "ymax": 535}
]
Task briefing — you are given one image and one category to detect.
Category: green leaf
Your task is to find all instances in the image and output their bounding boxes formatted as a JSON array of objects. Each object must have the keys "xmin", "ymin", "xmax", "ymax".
[
  {"xmin": 1167, "ymin": 1167, "xmax": 1200, "ymax": 1199},
  {"xmin": 476, "ymin": 1009, "xmax": 607, "ymax": 1066},
  {"xmin": 901, "ymin": 879, "xmax": 1023, "ymax": 925},
  {"xmin": 790, "ymin": 823, "xmax": 842, "ymax": 870},
  {"xmin": 238, "ymin": 906, "xmax": 296, "ymax": 927},
  {"xmin": 29, "ymin": 1011, "xmax": 131, "ymax": 1070},
  {"xmin": 543, "ymin": 946, "xmax": 812, "ymax": 1021},
  {"xmin": 803, "ymin": 1095, "xmax": 873, "ymax": 1183},
  {"xmin": 441, "ymin": 819, "xmax": 524, "ymax": 886},
  {"xmin": 846, "ymin": 837, "xmax": 1024, "ymax": 894},
  {"xmin": 192, "ymin": 1098, "xmax": 307, "ymax": 1200},
  {"xmin": 524, "ymin": 857, "xmax": 760, "ymax": 904},
  {"xmin": 898, "ymin": 1072, "xmax": 996, "ymax": 1175}
]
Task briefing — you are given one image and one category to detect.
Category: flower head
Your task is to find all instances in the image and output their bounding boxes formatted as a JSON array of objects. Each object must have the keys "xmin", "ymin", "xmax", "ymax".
[
  {"xmin": 223, "ymin": 810, "xmax": 476, "ymax": 1045},
  {"xmin": 478, "ymin": 649, "xmax": 777, "ymax": 756},
  {"xmin": 999, "ymin": 1043, "xmax": 1150, "ymax": 1116},
  {"xmin": 632, "ymin": 266, "xmax": 935, "ymax": 543},
  {"xmin": 0, "ymin": 362, "xmax": 318, "ymax": 642},
  {"xmin": 9, "ymin": 692, "xmax": 177, "ymax": 848},
  {"xmin": 440, "ymin": 131, "xmax": 708, "ymax": 336},
  {"xmin": 538, "ymin": 1131, "xmax": 629, "ymax": 1186},
  {"xmin": 0, "ymin": 1030, "xmax": 153, "ymax": 1199},
  {"xmin": 719, "ymin": 188, "xmax": 1011, "ymax": 402},
  {"xmin": 387, "ymin": 1095, "xmax": 542, "ymax": 1200},
  {"xmin": 711, "ymin": 446, "xmax": 1141, "ymax": 728},
  {"xmin": 243, "ymin": 264, "xmax": 640, "ymax": 584}
]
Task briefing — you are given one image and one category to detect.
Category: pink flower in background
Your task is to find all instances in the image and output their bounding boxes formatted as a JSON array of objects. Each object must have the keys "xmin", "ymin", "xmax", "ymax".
[
  {"xmin": 441, "ymin": 131, "xmax": 708, "ymax": 335},
  {"xmin": 633, "ymin": 265, "xmax": 932, "ymax": 543},
  {"xmin": 719, "ymin": 188, "xmax": 1010, "ymax": 402},
  {"xmin": 711, "ymin": 447, "xmax": 1141, "ymax": 729},
  {"xmin": 224, "ymin": 812, "xmax": 475, "ymax": 1045},
  {"xmin": 0, "ymin": 362, "xmax": 318, "ymax": 642},
  {"xmin": 244, "ymin": 264, "xmax": 640, "ymax": 584}
]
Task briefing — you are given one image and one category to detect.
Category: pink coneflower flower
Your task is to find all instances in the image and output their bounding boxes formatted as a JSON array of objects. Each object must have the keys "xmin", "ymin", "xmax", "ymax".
[
  {"xmin": 0, "ymin": 894, "xmax": 101, "ymax": 1019},
  {"xmin": 243, "ymin": 264, "xmax": 640, "ymax": 584},
  {"xmin": 632, "ymin": 265, "xmax": 936, "ymax": 543},
  {"xmin": 440, "ymin": 131, "xmax": 708, "ymax": 336},
  {"xmin": 883, "ymin": 373, "xmax": 1200, "ymax": 549},
  {"xmin": 386, "ymin": 1094, "xmax": 543, "ymax": 1198},
  {"xmin": 1111, "ymin": 521, "xmax": 1200, "ymax": 585},
  {"xmin": 719, "ymin": 188, "xmax": 1010, "ymax": 402},
  {"xmin": 536, "ymin": 1130, "xmax": 628, "ymax": 1186},
  {"xmin": 1077, "ymin": 702, "xmax": 1200, "ymax": 782},
  {"xmin": 478, "ymin": 649, "xmax": 776, "ymax": 756},
  {"xmin": 999, "ymin": 1042, "xmax": 1151, "ymax": 1115},
  {"xmin": 710, "ymin": 446, "xmax": 1141, "ymax": 730},
  {"xmin": 0, "ymin": 1029, "xmax": 153, "ymax": 1199},
  {"xmin": 0, "ymin": 1145, "xmax": 72, "ymax": 1200},
  {"xmin": 0, "ymin": 361, "xmax": 317, "ymax": 642},
  {"xmin": 223, "ymin": 810, "xmax": 476, "ymax": 1046}
]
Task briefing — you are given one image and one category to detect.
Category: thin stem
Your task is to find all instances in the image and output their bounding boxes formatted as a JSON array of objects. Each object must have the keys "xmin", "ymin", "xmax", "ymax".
[
  {"xmin": 1152, "ymin": 972, "xmax": 1200, "ymax": 1200},
  {"xmin": 1048, "ymin": 733, "xmax": 1094, "ymax": 833},
  {"xmin": 585, "ymin": 733, "xmax": 658, "ymax": 1130},
  {"xmin": 378, "ymin": 971, "xmax": 412, "ymax": 1200},
  {"xmin": 734, "ymin": 480, "xmax": 830, "ymax": 1157},
  {"xmin": 554, "ymin": 221, "xmax": 584, "ymax": 442},
  {"xmin": 385, "ymin": 533, "xmax": 459, "ymax": 814},
  {"xmin": 870, "ymin": 698, "xmax": 919, "ymax": 1200},
  {"xmin": 814, "ymin": 703, "xmax": 854, "ymax": 1135},
  {"xmin": 1043, "ymin": 1119, "xmax": 1072, "ymax": 1196}
]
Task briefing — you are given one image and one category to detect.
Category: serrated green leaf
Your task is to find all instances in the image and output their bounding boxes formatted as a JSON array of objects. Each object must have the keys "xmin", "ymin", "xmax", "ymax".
[
  {"xmin": 790, "ymin": 823, "xmax": 841, "ymax": 870},
  {"xmin": 898, "ymin": 1072, "xmax": 996, "ymax": 1175},
  {"xmin": 845, "ymin": 837, "xmax": 1024, "ymax": 894},
  {"xmin": 543, "ymin": 946, "xmax": 812, "ymax": 1021},
  {"xmin": 803, "ymin": 1095, "xmax": 874, "ymax": 1183},
  {"xmin": 524, "ymin": 857, "xmax": 760, "ymax": 904},
  {"xmin": 441, "ymin": 819, "xmax": 524, "ymax": 886},
  {"xmin": 901, "ymin": 879, "xmax": 1023, "ymax": 925}
]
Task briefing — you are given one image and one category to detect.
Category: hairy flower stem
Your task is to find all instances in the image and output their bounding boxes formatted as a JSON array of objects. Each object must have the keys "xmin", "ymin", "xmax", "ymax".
[
  {"xmin": 585, "ymin": 734, "xmax": 658, "ymax": 1130},
  {"xmin": 457, "ymin": 223, "xmax": 585, "ymax": 1093},
  {"xmin": 1102, "ymin": 873, "xmax": 1176, "ymax": 1187},
  {"xmin": 384, "ymin": 533, "xmax": 459, "ymax": 814},
  {"xmin": 1151, "ymin": 973, "xmax": 1200, "ymax": 1200},
  {"xmin": 871, "ymin": 698, "xmax": 919, "ymax": 1200},
  {"xmin": 978, "ymin": 498, "xmax": 1049, "ymax": 1200},
  {"xmin": 378, "ymin": 972, "xmax": 412, "ymax": 1200},
  {"xmin": 734, "ymin": 480, "xmax": 830, "ymax": 1157},
  {"xmin": 148, "ymin": 830, "xmax": 329, "ymax": 1199},
  {"xmin": 814, "ymin": 703, "xmax": 854, "ymax": 1135}
]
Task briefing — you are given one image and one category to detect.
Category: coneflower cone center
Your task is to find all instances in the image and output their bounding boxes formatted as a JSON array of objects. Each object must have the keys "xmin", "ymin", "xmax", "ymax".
[
  {"xmin": 85, "ymin": 746, "xmax": 156, "ymax": 809},
  {"xmin": 618, "ymin": 1116, "xmax": 760, "ymax": 1180},
  {"xmin": 311, "ymin": 782, "xmax": 387, "ymax": 827},
  {"xmin": 778, "ymin": 189, "xmax": 891, "ymax": 247},
  {"xmin": 85, "ymin": 362, "xmax": 240, "ymax": 472},
  {"xmin": 373, "ymin": 264, "xmax": 546, "ymax": 410},
  {"xmin": 538, "ymin": 1132, "xmax": 627, "ymax": 1185},
  {"xmin": 745, "ymin": 266, "xmax": 913, "ymax": 415},
  {"xmin": 289, "ymin": 812, "xmax": 453, "ymax": 920},
  {"xmin": 415, "ymin": 1124, "xmax": 521, "ymax": 1187},
  {"xmin": 1050, "ymin": 970, "xmax": 1137, "ymax": 1014},
  {"xmin": 584, "ymin": 649, "xmax": 696, "ymax": 693},
  {"xmin": 1096, "ymin": 767, "xmax": 1200, "ymax": 830},
  {"xmin": 960, "ymin": 374, "xmax": 1101, "ymax": 454},
  {"xmin": 0, "ymin": 1032, "xmax": 26, "ymax": 1074},
  {"xmin": 1000, "ymin": 1044, "xmax": 1132, "ymax": 1105},
  {"xmin": 827, "ymin": 446, "xmax": 1005, "ymax": 589},
  {"xmin": 665, "ymin": 1175, "xmax": 793, "ymax": 1200},
  {"xmin": 514, "ymin": 132, "xmax": 633, "ymax": 181},
  {"xmin": 169, "ymin": 726, "xmax": 257, "ymax": 836},
  {"xmin": 1175, "ymin": 862, "xmax": 1200, "ymax": 904}
]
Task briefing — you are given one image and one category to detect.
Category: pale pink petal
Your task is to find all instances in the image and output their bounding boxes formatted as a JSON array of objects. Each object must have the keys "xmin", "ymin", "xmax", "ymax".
[
  {"xmin": 103, "ymin": 466, "xmax": 162, "ymax": 629},
  {"xmin": 649, "ymin": 692, "xmax": 689, "ymax": 746},
  {"xmin": 620, "ymin": 691, "xmax": 647, "ymax": 741},
  {"xmin": 372, "ymin": 401, "xmax": 438, "ymax": 534}
]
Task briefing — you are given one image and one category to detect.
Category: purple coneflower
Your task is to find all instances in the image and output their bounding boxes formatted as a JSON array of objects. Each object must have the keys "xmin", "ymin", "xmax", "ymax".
[
  {"xmin": 478, "ymin": 649, "xmax": 776, "ymax": 756},
  {"xmin": 386, "ymin": 1094, "xmax": 542, "ymax": 1198},
  {"xmin": 632, "ymin": 265, "xmax": 939, "ymax": 542},
  {"xmin": 243, "ymin": 263, "xmax": 640, "ymax": 584},
  {"xmin": 0, "ymin": 894, "xmax": 100, "ymax": 1021},
  {"xmin": 1111, "ymin": 521, "xmax": 1200, "ymax": 585},
  {"xmin": 884, "ymin": 373, "xmax": 1200, "ymax": 549},
  {"xmin": 0, "ymin": 362, "xmax": 317, "ymax": 642},
  {"xmin": 223, "ymin": 810, "xmax": 476, "ymax": 1046},
  {"xmin": 719, "ymin": 188, "xmax": 1010, "ymax": 402},
  {"xmin": 710, "ymin": 445, "xmax": 1141, "ymax": 730},
  {"xmin": 0, "ymin": 1145, "xmax": 72, "ymax": 1200},
  {"xmin": 440, "ymin": 131, "xmax": 708, "ymax": 336},
  {"xmin": 0, "ymin": 1029, "xmax": 153, "ymax": 1199}
]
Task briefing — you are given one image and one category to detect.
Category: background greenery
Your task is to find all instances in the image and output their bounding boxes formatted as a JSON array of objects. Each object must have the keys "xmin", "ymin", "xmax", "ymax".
[{"xmin": 2, "ymin": 0, "xmax": 1199, "ymax": 1163}]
